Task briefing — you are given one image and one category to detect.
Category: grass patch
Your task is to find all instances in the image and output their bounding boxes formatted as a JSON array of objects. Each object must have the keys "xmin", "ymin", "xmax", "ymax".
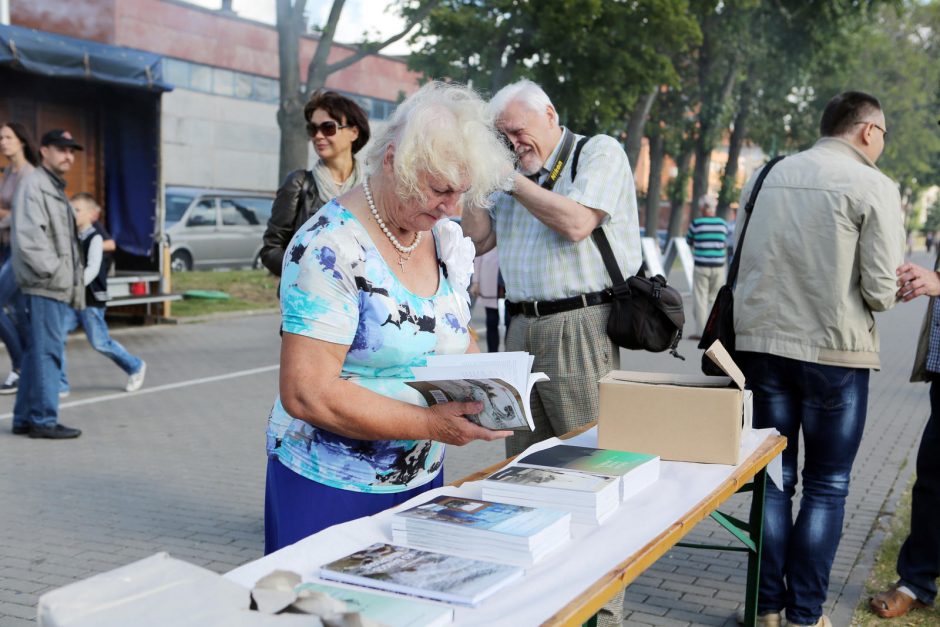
[
  {"xmin": 168, "ymin": 269, "xmax": 278, "ymax": 317},
  {"xmin": 853, "ymin": 476, "xmax": 940, "ymax": 625}
]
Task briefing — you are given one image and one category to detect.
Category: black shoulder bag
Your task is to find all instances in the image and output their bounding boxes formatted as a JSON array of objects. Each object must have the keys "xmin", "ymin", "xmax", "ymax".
[
  {"xmin": 569, "ymin": 137, "xmax": 686, "ymax": 358},
  {"xmin": 697, "ymin": 156, "xmax": 784, "ymax": 375}
]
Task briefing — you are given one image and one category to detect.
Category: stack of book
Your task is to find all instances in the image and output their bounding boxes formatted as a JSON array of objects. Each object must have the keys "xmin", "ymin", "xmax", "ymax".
[
  {"xmin": 481, "ymin": 444, "xmax": 661, "ymax": 525},
  {"xmin": 319, "ymin": 543, "xmax": 523, "ymax": 607},
  {"xmin": 390, "ymin": 495, "xmax": 571, "ymax": 567},
  {"xmin": 515, "ymin": 444, "xmax": 660, "ymax": 502},
  {"xmin": 480, "ymin": 465, "xmax": 621, "ymax": 525}
]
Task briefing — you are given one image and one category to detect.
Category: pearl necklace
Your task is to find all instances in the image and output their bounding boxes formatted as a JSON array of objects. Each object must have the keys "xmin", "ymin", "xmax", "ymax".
[{"xmin": 363, "ymin": 177, "xmax": 422, "ymax": 256}]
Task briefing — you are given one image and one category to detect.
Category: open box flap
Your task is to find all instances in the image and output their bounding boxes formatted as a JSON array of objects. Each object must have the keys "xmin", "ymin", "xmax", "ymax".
[
  {"xmin": 602, "ymin": 370, "xmax": 733, "ymax": 388},
  {"xmin": 704, "ymin": 341, "xmax": 746, "ymax": 390}
]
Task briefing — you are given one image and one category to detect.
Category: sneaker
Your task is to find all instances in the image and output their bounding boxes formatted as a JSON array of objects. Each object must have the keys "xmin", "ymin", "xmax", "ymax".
[
  {"xmin": 736, "ymin": 607, "xmax": 783, "ymax": 626},
  {"xmin": 0, "ymin": 371, "xmax": 19, "ymax": 395},
  {"xmin": 126, "ymin": 362, "xmax": 146, "ymax": 392},
  {"xmin": 11, "ymin": 424, "xmax": 30, "ymax": 435},
  {"xmin": 27, "ymin": 424, "xmax": 81, "ymax": 439},
  {"xmin": 790, "ymin": 616, "xmax": 832, "ymax": 627}
]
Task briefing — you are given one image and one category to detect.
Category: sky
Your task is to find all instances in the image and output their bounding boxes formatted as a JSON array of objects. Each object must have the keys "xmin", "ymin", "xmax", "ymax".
[{"xmin": 187, "ymin": 0, "xmax": 413, "ymax": 55}]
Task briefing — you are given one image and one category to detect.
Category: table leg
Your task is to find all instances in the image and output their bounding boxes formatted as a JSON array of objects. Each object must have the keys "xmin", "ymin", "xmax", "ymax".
[{"xmin": 742, "ymin": 467, "xmax": 767, "ymax": 627}]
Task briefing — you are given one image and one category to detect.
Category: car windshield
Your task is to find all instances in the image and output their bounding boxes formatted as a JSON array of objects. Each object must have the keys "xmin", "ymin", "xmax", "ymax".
[{"xmin": 165, "ymin": 192, "xmax": 196, "ymax": 224}]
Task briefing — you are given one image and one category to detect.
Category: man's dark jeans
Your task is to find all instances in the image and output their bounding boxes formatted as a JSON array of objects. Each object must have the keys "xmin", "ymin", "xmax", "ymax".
[
  {"xmin": 896, "ymin": 378, "xmax": 940, "ymax": 604},
  {"xmin": 737, "ymin": 351, "xmax": 869, "ymax": 625},
  {"xmin": 12, "ymin": 294, "xmax": 71, "ymax": 429}
]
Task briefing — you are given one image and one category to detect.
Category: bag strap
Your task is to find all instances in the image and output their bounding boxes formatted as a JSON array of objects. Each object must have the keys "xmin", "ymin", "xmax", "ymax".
[
  {"xmin": 292, "ymin": 169, "xmax": 316, "ymax": 232},
  {"xmin": 725, "ymin": 155, "xmax": 785, "ymax": 288},
  {"xmin": 592, "ymin": 227, "xmax": 626, "ymax": 287},
  {"xmin": 571, "ymin": 136, "xmax": 590, "ymax": 180},
  {"xmin": 539, "ymin": 130, "xmax": 576, "ymax": 192}
]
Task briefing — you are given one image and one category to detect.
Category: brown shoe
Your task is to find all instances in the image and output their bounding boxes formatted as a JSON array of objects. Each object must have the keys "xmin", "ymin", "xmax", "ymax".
[{"xmin": 870, "ymin": 585, "xmax": 928, "ymax": 618}]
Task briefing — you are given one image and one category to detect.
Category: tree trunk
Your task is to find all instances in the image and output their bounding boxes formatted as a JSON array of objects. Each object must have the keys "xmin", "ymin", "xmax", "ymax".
[
  {"xmin": 276, "ymin": 0, "xmax": 309, "ymax": 182},
  {"xmin": 690, "ymin": 137, "xmax": 710, "ymax": 220},
  {"xmin": 718, "ymin": 95, "xmax": 749, "ymax": 220},
  {"xmin": 645, "ymin": 130, "xmax": 665, "ymax": 244},
  {"xmin": 667, "ymin": 147, "xmax": 692, "ymax": 240},
  {"xmin": 276, "ymin": 0, "xmax": 438, "ymax": 180},
  {"xmin": 625, "ymin": 89, "xmax": 658, "ymax": 168}
]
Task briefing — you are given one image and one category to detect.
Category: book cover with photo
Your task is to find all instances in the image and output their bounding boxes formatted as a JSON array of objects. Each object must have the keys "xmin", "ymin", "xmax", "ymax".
[
  {"xmin": 391, "ymin": 495, "xmax": 570, "ymax": 565},
  {"xmin": 319, "ymin": 543, "xmax": 523, "ymax": 607},
  {"xmin": 294, "ymin": 582, "xmax": 453, "ymax": 627},
  {"xmin": 481, "ymin": 466, "xmax": 621, "ymax": 525},
  {"xmin": 516, "ymin": 445, "xmax": 660, "ymax": 501},
  {"xmin": 407, "ymin": 352, "xmax": 547, "ymax": 431},
  {"xmin": 394, "ymin": 495, "xmax": 569, "ymax": 538}
]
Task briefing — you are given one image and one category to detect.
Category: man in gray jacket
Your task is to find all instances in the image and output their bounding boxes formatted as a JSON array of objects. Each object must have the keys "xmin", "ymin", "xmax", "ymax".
[
  {"xmin": 733, "ymin": 92, "xmax": 905, "ymax": 627},
  {"xmin": 10, "ymin": 129, "xmax": 85, "ymax": 439}
]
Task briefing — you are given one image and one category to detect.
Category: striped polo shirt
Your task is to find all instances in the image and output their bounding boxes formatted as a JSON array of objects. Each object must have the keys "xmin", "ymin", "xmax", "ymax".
[{"xmin": 686, "ymin": 216, "xmax": 729, "ymax": 267}]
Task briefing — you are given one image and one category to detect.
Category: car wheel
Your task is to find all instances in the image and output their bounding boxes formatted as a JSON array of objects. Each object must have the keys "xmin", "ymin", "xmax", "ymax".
[{"xmin": 170, "ymin": 251, "xmax": 193, "ymax": 273}]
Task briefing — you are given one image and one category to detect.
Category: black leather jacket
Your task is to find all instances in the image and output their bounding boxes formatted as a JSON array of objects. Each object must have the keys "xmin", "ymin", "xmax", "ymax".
[{"xmin": 260, "ymin": 169, "xmax": 321, "ymax": 276}]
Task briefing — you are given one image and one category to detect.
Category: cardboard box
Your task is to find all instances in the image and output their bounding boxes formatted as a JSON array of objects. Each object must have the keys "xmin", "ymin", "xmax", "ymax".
[{"xmin": 598, "ymin": 342, "xmax": 752, "ymax": 465}]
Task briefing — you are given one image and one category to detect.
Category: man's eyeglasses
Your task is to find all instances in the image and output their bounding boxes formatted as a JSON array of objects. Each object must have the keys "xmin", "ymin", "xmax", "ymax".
[
  {"xmin": 306, "ymin": 120, "xmax": 349, "ymax": 137},
  {"xmin": 856, "ymin": 120, "xmax": 887, "ymax": 139}
]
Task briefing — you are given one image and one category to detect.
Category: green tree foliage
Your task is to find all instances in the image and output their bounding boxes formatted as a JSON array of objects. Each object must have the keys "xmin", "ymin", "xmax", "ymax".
[{"xmin": 405, "ymin": 0, "xmax": 699, "ymax": 134}]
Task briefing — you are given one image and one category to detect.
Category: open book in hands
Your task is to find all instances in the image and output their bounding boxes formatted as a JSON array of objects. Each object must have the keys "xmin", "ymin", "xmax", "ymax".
[{"xmin": 407, "ymin": 352, "xmax": 548, "ymax": 431}]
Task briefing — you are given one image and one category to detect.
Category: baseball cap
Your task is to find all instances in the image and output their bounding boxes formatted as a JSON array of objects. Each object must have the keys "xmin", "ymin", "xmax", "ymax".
[{"xmin": 40, "ymin": 129, "xmax": 84, "ymax": 151}]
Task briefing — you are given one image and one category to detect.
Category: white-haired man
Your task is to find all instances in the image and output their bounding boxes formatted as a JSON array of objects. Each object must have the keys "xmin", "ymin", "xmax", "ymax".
[{"xmin": 462, "ymin": 79, "xmax": 641, "ymax": 626}]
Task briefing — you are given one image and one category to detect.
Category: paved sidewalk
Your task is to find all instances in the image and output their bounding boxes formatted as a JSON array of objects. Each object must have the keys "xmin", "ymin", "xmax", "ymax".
[{"xmin": 0, "ymin": 252, "xmax": 933, "ymax": 625}]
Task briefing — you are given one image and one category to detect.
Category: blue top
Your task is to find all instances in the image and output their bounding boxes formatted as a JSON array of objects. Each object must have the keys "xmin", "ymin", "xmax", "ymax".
[{"xmin": 266, "ymin": 200, "xmax": 472, "ymax": 493}]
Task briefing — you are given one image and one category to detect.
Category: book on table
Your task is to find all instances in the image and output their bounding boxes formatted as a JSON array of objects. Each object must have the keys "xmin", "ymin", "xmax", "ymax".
[
  {"xmin": 294, "ymin": 582, "xmax": 454, "ymax": 627},
  {"xmin": 407, "ymin": 352, "xmax": 548, "ymax": 431},
  {"xmin": 480, "ymin": 465, "xmax": 621, "ymax": 525},
  {"xmin": 515, "ymin": 444, "xmax": 661, "ymax": 501},
  {"xmin": 390, "ymin": 495, "xmax": 571, "ymax": 567},
  {"xmin": 318, "ymin": 543, "xmax": 524, "ymax": 607}
]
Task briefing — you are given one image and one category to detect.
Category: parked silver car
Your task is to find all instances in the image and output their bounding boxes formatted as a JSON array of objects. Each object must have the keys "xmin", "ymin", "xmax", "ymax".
[{"xmin": 165, "ymin": 187, "xmax": 274, "ymax": 272}]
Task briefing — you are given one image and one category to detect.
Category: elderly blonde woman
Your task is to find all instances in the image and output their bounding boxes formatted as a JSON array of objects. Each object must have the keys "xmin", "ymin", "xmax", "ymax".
[{"xmin": 264, "ymin": 82, "xmax": 515, "ymax": 553}]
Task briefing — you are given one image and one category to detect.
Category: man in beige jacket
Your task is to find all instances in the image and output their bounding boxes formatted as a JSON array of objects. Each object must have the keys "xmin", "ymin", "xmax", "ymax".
[{"xmin": 733, "ymin": 92, "xmax": 905, "ymax": 627}]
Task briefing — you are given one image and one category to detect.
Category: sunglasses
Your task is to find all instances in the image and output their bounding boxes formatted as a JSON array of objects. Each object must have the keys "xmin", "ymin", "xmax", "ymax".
[{"xmin": 306, "ymin": 120, "xmax": 350, "ymax": 137}]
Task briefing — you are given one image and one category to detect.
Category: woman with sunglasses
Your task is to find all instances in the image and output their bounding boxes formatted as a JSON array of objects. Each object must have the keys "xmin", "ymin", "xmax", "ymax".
[{"xmin": 260, "ymin": 91, "xmax": 371, "ymax": 276}]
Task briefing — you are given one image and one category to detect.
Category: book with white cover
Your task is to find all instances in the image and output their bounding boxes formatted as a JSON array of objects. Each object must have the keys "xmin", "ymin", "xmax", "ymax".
[
  {"xmin": 407, "ymin": 352, "xmax": 548, "ymax": 431},
  {"xmin": 319, "ymin": 543, "xmax": 523, "ymax": 607},
  {"xmin": 294, "ymin": 582, "xmax": 454, "ymax": 627},
  {"xmin": 480, "ymin": 466, "xmax": 621, "ymax": 525},
  {"xmin": 516, "ymin": 445, "xmax": 661, "ymax": 501},
  {"xmin": 390, "ymin": 495, "xmax": 570, "ymax": 566}
]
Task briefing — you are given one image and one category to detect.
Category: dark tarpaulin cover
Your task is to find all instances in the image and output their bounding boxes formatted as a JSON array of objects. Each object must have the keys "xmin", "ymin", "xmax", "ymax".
[{"xmin": 0, "ymin": 24, "xmax": 172, "ymax": 92}]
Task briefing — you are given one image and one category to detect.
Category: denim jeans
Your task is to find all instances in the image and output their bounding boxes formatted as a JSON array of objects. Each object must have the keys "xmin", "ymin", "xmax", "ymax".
[
  {"xmin": 0, "ymin": 259, "xmax": 24, "ymax": 372},
  {"xmin": 63, "ymin": 306, "xmax": 143, "ymax": 375},
  {"xmin": 737, "ymin": 351, "xmax": 869, "ymax": 625},
  {"xmin": 896, "ymin": 378, "xmax": 940, "ymax": 605},
  {"xmin": 13, "ymin": 295, "xmax": 73, "ymax": 429}
]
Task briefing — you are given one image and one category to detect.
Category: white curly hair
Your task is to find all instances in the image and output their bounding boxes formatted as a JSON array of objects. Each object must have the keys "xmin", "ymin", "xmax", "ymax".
[{"xmin": 364, "ymin": 81, "xmax": 514, "ymax": 210}]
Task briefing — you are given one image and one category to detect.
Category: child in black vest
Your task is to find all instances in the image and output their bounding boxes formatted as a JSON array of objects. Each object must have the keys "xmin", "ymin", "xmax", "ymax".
[{"xmin": 67, "ymin": 193, "xmax": 146, "ymax": 392}]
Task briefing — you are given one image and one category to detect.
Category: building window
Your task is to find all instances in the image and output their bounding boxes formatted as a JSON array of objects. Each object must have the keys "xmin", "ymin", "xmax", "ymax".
[{"xmin": 159, "ymin": 58, "xmax": 396, "ymax": 116}]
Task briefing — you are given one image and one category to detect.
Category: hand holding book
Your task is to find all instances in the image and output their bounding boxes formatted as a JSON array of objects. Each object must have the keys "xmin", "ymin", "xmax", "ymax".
[{"xmin": 426, "ymin": 400, "xmax": 513, "ymax": 445}]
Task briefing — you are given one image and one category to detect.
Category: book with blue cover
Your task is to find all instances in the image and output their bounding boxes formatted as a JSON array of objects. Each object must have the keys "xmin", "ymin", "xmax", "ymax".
[
  {"xmin": 294, "ymin": 582, "xmax": 453, "ymax": 627},
  {"xmin": 516, "ymin": 444, "xmax": 661, "ymax": 501},
  {"xmin": 391, "ymin": 495, "xmax": 570, "ymax": 566}
]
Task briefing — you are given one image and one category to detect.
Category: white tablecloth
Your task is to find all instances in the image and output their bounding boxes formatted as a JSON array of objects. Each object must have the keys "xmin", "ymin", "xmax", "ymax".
[{"xmin": 226, "ymin": 428, "xmax": 781, "ymax": 626}]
